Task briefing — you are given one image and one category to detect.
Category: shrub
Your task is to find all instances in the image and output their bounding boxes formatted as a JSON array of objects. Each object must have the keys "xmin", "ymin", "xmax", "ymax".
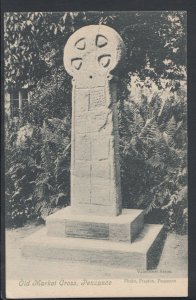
[
  {"xmin": 5, "ymin": 69, "xmax": 71, "ymax": 227},
  {"xmin": 5, "ymin": 118, "xmax": 71, "ymax": 228},
  {"xmin": 5, "ymin": 123, "xmax": 43, "ymax": 227},
  {"xmin": 119, "ymin": 82, "xmax": 187, "ymax": 233}
]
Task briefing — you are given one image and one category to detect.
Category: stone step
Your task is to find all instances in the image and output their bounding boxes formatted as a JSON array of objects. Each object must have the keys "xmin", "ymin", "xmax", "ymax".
[
  {"xmin": 21, "ymin": 224, "xmax": 165, "ymax": 270},
  {"xmin": 46, "ymin": 207, "xmax": 144, "ymax": 243}
]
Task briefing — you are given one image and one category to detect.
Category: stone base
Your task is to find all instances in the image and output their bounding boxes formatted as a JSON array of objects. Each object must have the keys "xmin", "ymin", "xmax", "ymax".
[
  {"xmin": 46, "ymin": 207, "xmax": 144, "ymax": 243},
  {"xmin": 21, "ymin": 224, "xmax": 165, "ymax": 270}
]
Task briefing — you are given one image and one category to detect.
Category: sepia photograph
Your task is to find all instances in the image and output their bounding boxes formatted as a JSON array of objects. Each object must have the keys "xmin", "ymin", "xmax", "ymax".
[{"xmin": 3, "ymin": 11, "xmax": 187, "ymax": 298}]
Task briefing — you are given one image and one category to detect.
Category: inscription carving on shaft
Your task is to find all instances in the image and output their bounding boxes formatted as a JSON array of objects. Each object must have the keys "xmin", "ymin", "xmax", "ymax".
[
  {"xmin": 89, "ymin": 88, "xmax": 105, "ymax": 109},
  {"xmin": 64, "ymin": 25, "xmax": 125, "ymax": 216}
]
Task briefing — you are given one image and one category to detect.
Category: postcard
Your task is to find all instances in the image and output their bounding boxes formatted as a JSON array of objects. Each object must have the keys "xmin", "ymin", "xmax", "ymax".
[{"xmin": 3, "ymin": 11, "xmax": 187, "ymax": 298}]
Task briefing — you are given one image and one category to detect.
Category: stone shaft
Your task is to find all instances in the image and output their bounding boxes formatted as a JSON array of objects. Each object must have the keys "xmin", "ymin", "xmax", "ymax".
[{"xmin": 64, "ymin": 25, "xmax": 125, "ymax": 216}]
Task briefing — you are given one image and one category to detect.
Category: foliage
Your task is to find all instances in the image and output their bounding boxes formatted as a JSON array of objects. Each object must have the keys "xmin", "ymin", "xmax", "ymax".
[
  {"xmin": 20, "ymin": 66, "xmax": 71, "ymax": 126},
  {"xmin": 5, "ymin": 123, "xmax": 42, "ymax": 227},
  {"xmin": 119, "ymin": 83, "xmax": 187, "ymax": 233},
  {"xmin": 4, "ymin": 12, "xmax": 187, "ymax": 233},
  {"xmin": 5, "ymin": 108, "xmax": 71, "ymax": 228},
  {"xmin": 4, "ymin": 11, "xmax": 186, "ymax": 91}
]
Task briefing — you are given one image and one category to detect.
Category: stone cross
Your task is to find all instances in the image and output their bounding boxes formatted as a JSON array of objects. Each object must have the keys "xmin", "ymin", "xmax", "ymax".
[{"xmin": 64, "ymin": 25, "xmax": 125, "ymax": 216}]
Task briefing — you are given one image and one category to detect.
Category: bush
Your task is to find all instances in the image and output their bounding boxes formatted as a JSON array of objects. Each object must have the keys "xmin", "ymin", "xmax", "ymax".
[
  {"xmin": 119, "ymin": 82, "xmax": 187, "ymax": 233},
  {"xmin": 5, "ymin": 69, "xmax": 71, "ymax": 227},
  {"xmin": 5, "ymin": 123, "xmax": 42, "ymax": 227},
  {"xmin": 5, "ymin": 118, "xmax": 71, "ymax": 228}
]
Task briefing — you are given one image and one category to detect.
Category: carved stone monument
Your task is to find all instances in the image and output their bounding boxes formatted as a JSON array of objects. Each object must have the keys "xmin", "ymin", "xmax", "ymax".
[
  {"xmin": 64, "ymin": 25, "xmax": 123, "ymax": 216},
  {"xmin": 22, "ymin": 25, "xmax": 165, "ymax": 270}
]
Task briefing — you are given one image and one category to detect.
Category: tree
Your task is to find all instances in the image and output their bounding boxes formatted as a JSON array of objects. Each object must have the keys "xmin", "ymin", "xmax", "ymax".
[{"xmin": 4, "ymin": 11, "xmax": 186, "ymax": 91}]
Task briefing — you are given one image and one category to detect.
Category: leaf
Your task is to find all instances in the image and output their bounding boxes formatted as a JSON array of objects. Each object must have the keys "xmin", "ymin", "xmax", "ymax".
[
  {"xmin": 165, "ymin": 116, "xmax": 177, "ymax": 137},
  {"xmin": 146, "ymin": 154, "xmax": 164, "ymax": 169},
  {"xmin": 62, "ymin": 13, "xmax": 68, "ymax": 22},
  {"xmin": 54, "ymin": 26, "xmax": 58, "ymax": 35}
]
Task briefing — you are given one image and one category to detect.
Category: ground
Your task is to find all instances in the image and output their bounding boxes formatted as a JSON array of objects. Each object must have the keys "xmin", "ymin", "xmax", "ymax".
[{"xmin": 6, "ymin": 223, "xmax": 187, "ymax": 280}]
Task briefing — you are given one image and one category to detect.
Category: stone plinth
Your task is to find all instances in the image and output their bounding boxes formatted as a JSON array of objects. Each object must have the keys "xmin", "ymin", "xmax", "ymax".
[
  {"xmin": 46, "ymin": 207, "xmax": 144, "ymax": 243},
  {"xmin": 22, "ymin": 224, "xmax": 165, "ymax": 270}
]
